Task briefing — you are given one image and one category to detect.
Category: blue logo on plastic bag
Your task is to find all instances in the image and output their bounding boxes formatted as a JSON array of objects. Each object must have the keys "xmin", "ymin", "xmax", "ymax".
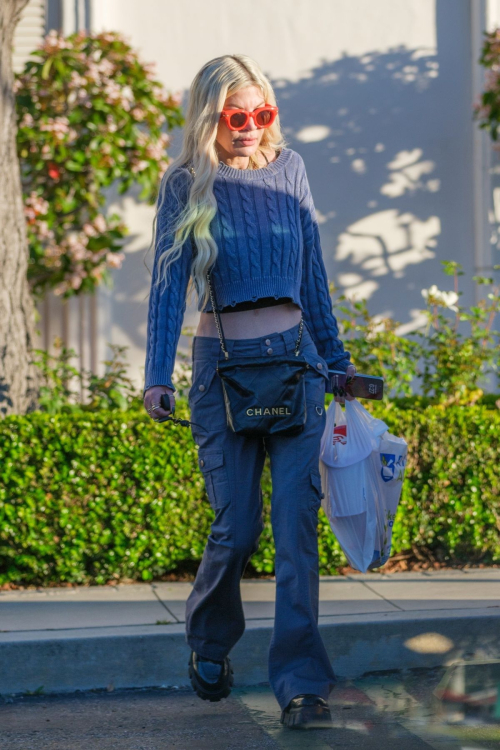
[{"xmin": 380, "ymin": 453, "xmax": 406, "ymax": 483}]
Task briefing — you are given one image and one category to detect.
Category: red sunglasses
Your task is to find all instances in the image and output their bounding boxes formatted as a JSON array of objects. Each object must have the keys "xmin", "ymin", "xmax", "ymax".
[{"xmin": 220, "ymin": 104, "xmax": 279, "ymax": 131}]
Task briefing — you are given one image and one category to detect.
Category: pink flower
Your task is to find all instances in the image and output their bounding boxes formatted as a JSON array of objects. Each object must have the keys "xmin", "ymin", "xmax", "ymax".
[
  {"xmin": 93, "ymin": 214, "xmax": 107, "ymax": 233},
  {"xmin": 170, "ymin": 91, "xmax": 183, "ymax": 107},
  {"xmin": 83, "ymin": 223, "xmax": 98, "ymax": 237},
  {"xmin": 106, "ymin": 252, "xmax": 125, "ymax": 269},
  {"xmin": 20, "ymin": 112, "xmax": 34, "ymax": 128},
  {"xmin": 25, "ymin": 192, "xmax": 49, "ymax": 218},
  {"xmin": 131, "ymin": 107, "xmax": 145, "ymax": 121},
  {"xmin": 90, "ymin": 267, "xmax": 104, "ymax": 281},
  {"xmin": 69, "ymin": 273, "xmax": 84, "ymax": 290},
  {"xmin": 131, "ymin": 159, "xmax": 149, "ymax": 173},
  {"xmin": 53, "ymin": 282, "xmax": 68, "ymax": 296},
  {"xmin": 37, "ymin": 221, "xmax": 54, "ymax": 240},
  {"xmin": 44, "ymin": 245, "xmax": 63, "ymax": 258}
]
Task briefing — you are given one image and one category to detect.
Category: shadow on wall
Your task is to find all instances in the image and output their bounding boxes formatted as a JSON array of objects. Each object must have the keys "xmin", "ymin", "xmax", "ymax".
[
  {"xmin": 111, "ymin": 0, "xmax": 475, "ymax": 378},
  {"xmin": 276, "ymin": 0, "xmax": 474, "ymax": 332}
]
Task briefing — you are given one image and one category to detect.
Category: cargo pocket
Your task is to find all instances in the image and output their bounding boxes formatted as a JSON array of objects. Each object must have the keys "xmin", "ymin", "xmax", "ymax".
[
  {"xmin": 302, "ymin": 351, "xmax": 329, "ymax": 406},
  {"xmin": 188, "ymin": 362, "xmax": 217, "ymax": 406},
  {"xmin": 198, "ymin": 448, "xmax": 231, "ymax": 512},
  {"xmin": 309, "ymin": 467, "xmax": 325, "ymax": 513}
]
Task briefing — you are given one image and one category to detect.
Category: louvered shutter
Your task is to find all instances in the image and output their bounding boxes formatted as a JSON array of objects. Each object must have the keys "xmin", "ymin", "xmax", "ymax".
[{"xmin": 13, "ymin": 0, "xmax": 46, "ymax": 74}]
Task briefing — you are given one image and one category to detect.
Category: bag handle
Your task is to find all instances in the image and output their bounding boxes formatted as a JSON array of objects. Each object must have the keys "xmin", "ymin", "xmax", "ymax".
[{"xmin": 206, "ymin": 262, "xmax": 230, "ymax": 359}]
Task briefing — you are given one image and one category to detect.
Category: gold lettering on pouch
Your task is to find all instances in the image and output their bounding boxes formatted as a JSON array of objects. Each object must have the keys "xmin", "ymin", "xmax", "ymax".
[{"xmin": 246, "ymin": 406, "xmax": 292, "ymax": 416}]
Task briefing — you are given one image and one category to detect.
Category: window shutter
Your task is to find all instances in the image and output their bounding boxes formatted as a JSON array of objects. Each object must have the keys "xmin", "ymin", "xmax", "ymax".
[{"xmin": 13, "ymin": 0, "xmax": 46, "ymax": 74}]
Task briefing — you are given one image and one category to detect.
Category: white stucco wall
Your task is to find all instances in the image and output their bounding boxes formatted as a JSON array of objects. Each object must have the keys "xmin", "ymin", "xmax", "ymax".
[
  {"xmin": 92, "ymin": 0, "xmax": 436, "ymax": 86},
  {"xmin": 87, "ymin": 0, "xmax": 479, "ymax": 392}
]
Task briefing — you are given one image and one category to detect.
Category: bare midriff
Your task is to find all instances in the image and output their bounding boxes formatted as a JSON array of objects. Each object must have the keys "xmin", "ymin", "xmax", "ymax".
[{"xmin": 196, "ymin": 301, "xmax": 302, "ymax": 340}]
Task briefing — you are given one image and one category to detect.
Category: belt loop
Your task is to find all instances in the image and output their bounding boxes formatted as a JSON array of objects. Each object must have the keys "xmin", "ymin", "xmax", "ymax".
[{"xmin": 282, "ymin": 327, "xmax": 293, "ymax": 351}]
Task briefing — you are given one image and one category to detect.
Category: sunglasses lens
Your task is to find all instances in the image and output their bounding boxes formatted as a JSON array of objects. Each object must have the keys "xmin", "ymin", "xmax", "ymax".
[
  {"xmin": 255, "ymin": 108, "xmax": 273, "ymax": 127},
  {"xmin": 229, "ymin": 111, "xmax": 247, "ymax": 129}
]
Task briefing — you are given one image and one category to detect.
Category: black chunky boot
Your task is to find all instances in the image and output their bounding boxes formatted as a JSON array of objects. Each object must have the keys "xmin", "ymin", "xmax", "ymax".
[
  {"xmin": 188, "ymin": 650, "xmax": 234, "ymax": 702},
  {"xmin": 280, "ymin": 693, "xmax": 333, "ymax": 729}
]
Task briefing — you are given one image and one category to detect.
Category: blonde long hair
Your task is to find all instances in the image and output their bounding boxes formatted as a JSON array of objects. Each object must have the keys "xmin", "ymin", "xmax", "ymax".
[{"xmin": 148, "ymin": 54, "xmax": 287, "ymax": 310}]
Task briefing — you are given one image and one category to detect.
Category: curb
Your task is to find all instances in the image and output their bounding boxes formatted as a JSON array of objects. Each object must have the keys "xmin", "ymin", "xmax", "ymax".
[{"xmin": 2, "ymin": 609, "xmax": 500, "ymax": 695}]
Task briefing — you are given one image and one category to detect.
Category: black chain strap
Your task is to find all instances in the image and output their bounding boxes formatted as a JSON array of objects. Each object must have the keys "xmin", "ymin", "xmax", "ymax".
[{"xmin": 205, "ymin": 261, "xmax": 304, "ymax": 357}]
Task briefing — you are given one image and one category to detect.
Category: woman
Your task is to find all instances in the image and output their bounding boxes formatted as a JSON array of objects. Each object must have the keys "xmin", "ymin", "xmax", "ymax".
[{"xmin": 143, "ymin": 53, "xmax": 356, "ymax": 730}]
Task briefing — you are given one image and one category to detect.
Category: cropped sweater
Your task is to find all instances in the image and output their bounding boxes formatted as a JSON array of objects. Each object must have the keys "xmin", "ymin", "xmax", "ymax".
[{"xmin": 143, "ymin": 147, "xmax": 351, "ymax": 396}]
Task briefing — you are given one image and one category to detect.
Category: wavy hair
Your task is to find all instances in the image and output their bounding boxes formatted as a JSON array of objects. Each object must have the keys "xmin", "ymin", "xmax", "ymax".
[{"xmin": 146, "ymin": 54, "xmax": 287, "ymax": 310}]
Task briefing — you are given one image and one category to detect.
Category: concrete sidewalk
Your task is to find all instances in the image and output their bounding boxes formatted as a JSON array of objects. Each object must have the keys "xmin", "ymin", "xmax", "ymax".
[{"xmin": 1, "ymin": 569, "xmax": 499, "ymax": 695}]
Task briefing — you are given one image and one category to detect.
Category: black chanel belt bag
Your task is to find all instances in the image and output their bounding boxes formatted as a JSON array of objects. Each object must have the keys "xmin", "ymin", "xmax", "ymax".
[{"xmin": 205, "ymin": 267, "xmax": 310, "ymax": 438}]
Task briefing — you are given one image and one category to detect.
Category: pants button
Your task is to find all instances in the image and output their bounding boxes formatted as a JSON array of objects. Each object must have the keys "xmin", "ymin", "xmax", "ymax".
[
  {"xmin": 267, "ymin": 347, "xmax": 273, "ymax": 354},
  {"xmin": 265, "ymin": 338, "xmax": 271, "ymax": 346}
]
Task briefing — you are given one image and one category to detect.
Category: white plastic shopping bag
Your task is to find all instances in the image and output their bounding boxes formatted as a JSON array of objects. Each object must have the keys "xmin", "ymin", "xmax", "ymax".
[
  {"xmin": 320, "ymin": 400, "xmax": 388, "ymax": 468},
  {"xmin": 319, "ymin": 399, "xmax": 407, "ymax": 572}
]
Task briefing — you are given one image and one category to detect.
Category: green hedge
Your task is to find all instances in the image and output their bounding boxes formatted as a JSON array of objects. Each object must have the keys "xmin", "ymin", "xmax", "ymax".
[{"xmin": 1, "ymin": 398, "xmax": 499, "ymax": 585}]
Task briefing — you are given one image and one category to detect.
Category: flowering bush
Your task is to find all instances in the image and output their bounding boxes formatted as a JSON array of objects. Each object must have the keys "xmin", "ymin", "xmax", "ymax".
[
  {"xmin": 33, "ymin": 338, "xmax": 141, "ymax": 413},
  {"xmin": 414, "ymin": 262, "xmax": 500, "ymax": 403},
  {"xmin": 334, "ymin": 292, "xmax": 420, "ymax": 398},
  {"xmin": 334, "ymin": 261, "xmax": 500, "ymax": 404},
  {"xmin": 474, "ymin": 28, "xmax": 500, "ymax": 143},
  {"xmin": 15, "ymin": 30, "xmax": 184, "ymax": 298}
]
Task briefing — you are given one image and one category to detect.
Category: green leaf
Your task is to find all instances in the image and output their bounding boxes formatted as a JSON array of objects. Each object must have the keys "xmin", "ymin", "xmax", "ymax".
[
  {"xmin": 41, "ymin": 57, "xmax": 53, "ymax": 80},
  {"xmin": 65, "ymin": 160, "xmax": 84, "ymax": 172}
]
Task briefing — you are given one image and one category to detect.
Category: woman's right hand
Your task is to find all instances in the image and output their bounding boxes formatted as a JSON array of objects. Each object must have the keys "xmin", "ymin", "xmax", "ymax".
[
  {"xmin": 334, "ymin": 364, "xmax": 357, "ymax": 405},
  {"xmin": 143, "ymin": 385, "xmax": 175, "ymax": 421}
]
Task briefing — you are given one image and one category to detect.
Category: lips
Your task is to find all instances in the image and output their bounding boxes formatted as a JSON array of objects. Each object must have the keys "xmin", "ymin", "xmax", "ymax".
[{"xmin": 236, "ymin": 138, "xmax": 257, "ymax": 145}]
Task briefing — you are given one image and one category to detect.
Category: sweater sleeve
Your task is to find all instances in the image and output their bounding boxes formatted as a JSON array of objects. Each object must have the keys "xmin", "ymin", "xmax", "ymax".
[
  {"xmin": 143, "ymin": 169, "xmax": 192, "ymax": 397},
  {"xmin": 298, "ymin": 157, "xmax": 352, "ymax": 387}
]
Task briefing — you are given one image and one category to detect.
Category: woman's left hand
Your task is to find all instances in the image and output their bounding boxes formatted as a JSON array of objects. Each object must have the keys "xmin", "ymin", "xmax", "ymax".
[{"xmin": 334, "ymin": 363, "xmax": 357, "ymax": 404}]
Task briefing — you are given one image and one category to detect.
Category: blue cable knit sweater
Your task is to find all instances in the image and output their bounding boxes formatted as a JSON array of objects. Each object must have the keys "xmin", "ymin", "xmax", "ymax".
[{"xmin": 144, "ymin": 147, "xmax": 351, "ymax": 395}]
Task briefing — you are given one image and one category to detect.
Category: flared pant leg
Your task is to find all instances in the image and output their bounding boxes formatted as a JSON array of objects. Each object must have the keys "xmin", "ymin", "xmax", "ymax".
[
  {"xmin": 184, "ymin": 322, "xmax": 336, "ymax": 710},
  {"xmin": 185, "ymin": 421, "xmax": 267, "ymax": 660},
  {"xmin": 264, "ymin": 387, "xmax": 336, "ymax": 710}
]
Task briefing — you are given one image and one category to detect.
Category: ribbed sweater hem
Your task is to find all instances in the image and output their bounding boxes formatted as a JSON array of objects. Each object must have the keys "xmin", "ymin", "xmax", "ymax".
[{"xmin": 200, "ymin": 276, "xmax": 302, "ymax": 312}]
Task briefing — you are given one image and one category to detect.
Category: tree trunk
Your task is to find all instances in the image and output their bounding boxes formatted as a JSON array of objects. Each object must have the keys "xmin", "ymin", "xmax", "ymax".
[{"xmin": 0, "ymin": 0, "xmax": 39, "ymax": 416}]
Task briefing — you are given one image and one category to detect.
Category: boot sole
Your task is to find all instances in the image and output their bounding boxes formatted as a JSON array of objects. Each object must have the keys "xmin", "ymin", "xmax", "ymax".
[
  {"xmin": 188, "ymin": 656, "xmax": 234, "ymax": 702},
  {"xmin": 280, "ymin": 704, "xmax": 333, "ymax": 729}
]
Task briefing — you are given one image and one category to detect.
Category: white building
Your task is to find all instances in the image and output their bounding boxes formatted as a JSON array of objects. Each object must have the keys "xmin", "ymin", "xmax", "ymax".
[{"xmin": 14, "ymin": 0, "xmax": 500, "ymax": 392}]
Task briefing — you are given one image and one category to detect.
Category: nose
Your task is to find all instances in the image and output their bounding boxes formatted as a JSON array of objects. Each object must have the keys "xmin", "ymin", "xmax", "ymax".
[
  {"xmin": 240, "ymin": 114, "xmax": 259, "ymax": 133},
  {"xmin": 241, "ymin": 115, "xmax": 259, "ymax": 132}
]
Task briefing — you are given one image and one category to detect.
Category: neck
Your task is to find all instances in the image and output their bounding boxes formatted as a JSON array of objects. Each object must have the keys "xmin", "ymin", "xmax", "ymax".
[{"xmin": 216, "ymin": 144, "xmax": 253, "ymax": 170}]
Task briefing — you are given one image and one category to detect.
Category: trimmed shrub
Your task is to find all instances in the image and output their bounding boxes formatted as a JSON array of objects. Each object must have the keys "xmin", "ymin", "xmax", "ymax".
[{"xmin": 0, "ymin": 398, "xmax": 499, "ymax": 585}]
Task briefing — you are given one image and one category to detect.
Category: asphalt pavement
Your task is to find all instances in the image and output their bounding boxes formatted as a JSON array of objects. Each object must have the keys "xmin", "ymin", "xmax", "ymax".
[{"xmin": 2, "ymin": 666, "xmax": 500, "ymax": 749}]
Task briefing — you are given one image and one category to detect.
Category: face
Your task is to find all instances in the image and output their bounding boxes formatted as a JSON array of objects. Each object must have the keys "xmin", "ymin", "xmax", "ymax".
[{"xmin": 215, "ymin": 85, "xmax": 267, "ymax": 158}]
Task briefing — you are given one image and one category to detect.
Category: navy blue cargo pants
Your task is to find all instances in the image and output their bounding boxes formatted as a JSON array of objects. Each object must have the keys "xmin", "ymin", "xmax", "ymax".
[{"xmin": 184, "ymin": 320, "xmax": 336, "ymax": 710}]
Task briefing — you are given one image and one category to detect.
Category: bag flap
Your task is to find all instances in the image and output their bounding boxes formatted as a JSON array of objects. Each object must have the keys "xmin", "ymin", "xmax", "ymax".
[{"xmin": 301, "ymin": 350, "xmax": 330, "ymax": 381}]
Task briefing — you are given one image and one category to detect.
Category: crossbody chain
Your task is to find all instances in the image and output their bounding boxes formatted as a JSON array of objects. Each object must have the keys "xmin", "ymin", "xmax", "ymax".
[{"xmin": 205, "ymin": 266, "xmax": 304, "ymax": 358}]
